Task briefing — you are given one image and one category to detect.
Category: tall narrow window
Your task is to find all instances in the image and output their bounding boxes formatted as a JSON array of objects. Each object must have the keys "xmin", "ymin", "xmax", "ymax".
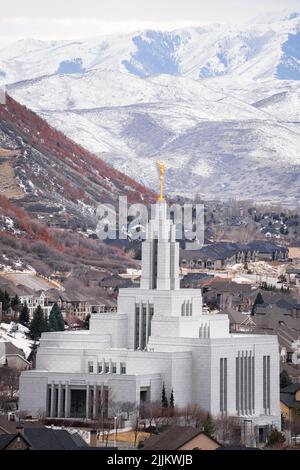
[
  {"xmin": 141, "ymin": 305, "xmax": 147, "ymax": 349},
  {"xmin": 88, "ymin": 361, "xmax": 94, "ymax": 373},
  {"xmin": 220, "ymin": 358, "xmax": 227, "ymax": 413},
  {"xmin": 134, "ymin": 304, "xmax": 140, "ymax": 349},
  {"xmin": 236, "ymin": 357, "xmax": 240, "ymax": 414},
  {"xmin": 236, "ymin": 351, "xmax": 255, "ymax": 416},
  {"xmin": 152, "ymin": 239, "xmax": 158, "ymax": 289},
  {"xmin": 148, "ymin": 305, "xmax": 154, "ymax": 337},
  {"xmin": 263, "ymin": 355, "xmax": 270, "ymax": 414}
]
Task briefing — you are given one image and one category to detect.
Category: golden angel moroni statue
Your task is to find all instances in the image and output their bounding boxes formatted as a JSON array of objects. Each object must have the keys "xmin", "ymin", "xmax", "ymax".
[{"xmin": 156, "ymin": 160, "xmax": 165, "ymax": 201}]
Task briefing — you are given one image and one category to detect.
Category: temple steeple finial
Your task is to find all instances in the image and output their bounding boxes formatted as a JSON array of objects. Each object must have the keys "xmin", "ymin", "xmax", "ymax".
[{"xmin": 156, "ymin": 160, "xmax": 165, "ymax": 202}]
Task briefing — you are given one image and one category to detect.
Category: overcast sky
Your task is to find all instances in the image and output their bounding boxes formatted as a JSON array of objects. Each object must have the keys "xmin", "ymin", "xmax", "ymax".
[{"xmin": 0, "ymin": 0, "xmax": 299, "ymax": 41}]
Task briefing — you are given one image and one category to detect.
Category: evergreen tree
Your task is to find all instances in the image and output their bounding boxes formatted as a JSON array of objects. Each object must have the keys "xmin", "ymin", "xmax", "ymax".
[
  {"xmin": 203, "ymin": 412, "xmax": 214, "ymax": 437},
  {"xmin": 48, "ymin": 303, "xmax": 65, "ymax": 332},
  {"xmin": 267, "ymin": 429, "xmax": 285, "ymax": 447},
  {"xmin": 19, "ymin": 302, "xmax": 30, "ymax": 326},
  {"xmin": 84, "ymin": 313, "xmax": 91, "ymax": 330},
  {"xmin": 0, "ymin": 289, "xmax": 11, "ymax": 313},
  {"xmin": 45, "ymin": 313, "xmax": 50, "ymax": 332},
  {"xmin": 161, "ymin": 383, "xmax": 168, "ymax": 408},
  {"xmin": 48, "ymin": 308, "xmax": 58, "ymax": 331},
  {"xmin": 280, "ymin": 370, "xmax": 292, "ymax": 389},
  {"xmin": 170, "ymin": 389, "xmax": 174, "ymax": 408},
  {"xmin": 29, "ymin": 305, "xmax": 47, "ymax": 340},
  {"xmin": 251, "ymin": 292, "xmax": 264, "ymax": 315},
  {"xmin": 11, "ymin": 295, "xmax": 21, "ymax": 313}
]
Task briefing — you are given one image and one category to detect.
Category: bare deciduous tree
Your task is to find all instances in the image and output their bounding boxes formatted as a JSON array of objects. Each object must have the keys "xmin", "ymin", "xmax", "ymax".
[{"xmin": 214, "ymin": 414, "xmax": 241, "ymax": 445}]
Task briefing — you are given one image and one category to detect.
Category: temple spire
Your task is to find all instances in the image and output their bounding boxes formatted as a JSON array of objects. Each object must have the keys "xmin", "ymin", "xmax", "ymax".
[
  {"xmin": 140, "ymin": 164, "xmax": 179, "ymax": 291},
  {"xmin": 156, "ymin": 160, "xmax": 165, "ymax": 202}
]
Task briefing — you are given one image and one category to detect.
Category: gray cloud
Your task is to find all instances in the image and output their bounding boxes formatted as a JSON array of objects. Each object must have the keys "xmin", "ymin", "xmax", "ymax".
[{"xmin": 0, "ymin": 0, "xmax": 299, "ymax": 41}]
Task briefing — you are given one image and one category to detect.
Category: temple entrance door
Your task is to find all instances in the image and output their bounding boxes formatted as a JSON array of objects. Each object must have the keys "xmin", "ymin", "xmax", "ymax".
[{"xmin": 70, "ymin": 389, "xmax": 86, "ymax": 418}]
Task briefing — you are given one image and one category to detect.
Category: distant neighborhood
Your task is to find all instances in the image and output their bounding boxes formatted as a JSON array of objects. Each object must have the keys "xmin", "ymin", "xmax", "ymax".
[{"xmin": 1, "ymin": 198, "xmax": 300, "ymax": 451}]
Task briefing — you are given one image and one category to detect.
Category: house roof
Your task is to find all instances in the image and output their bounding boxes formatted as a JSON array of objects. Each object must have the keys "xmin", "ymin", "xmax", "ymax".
[
  {"xmin": 280, "ymin": 384, "xmax": 300, "ymax": 408},
  {"xmin": 253, "ymin": 312, "xmax": 300, "ymax": 349},
  {"xmin": 202, "ymin": 277, "xmax": 255, "ymax": 294},
  {"xmin": 280, "ymin": 394, "xmax": 296, "ymax": 408},
  {"xmin": 141, "ymin": 426, "xmax": 219, "ymax": 450},
  {"xmin": 16, "ymin": 284, "xmax": 35, "ymax": 296},
  {"xmin": 0, "ymin": 432, "xmax": 31, "ymax": 450},
  {"xmin": 0, "ymin": 283, "xmax": 34, "ymax": 298},
  {"xmin": 246, "ymin": 240, "xmax": 288, "ymax": 253},
  {"xmin": 260, "ymin": 291, "xmax": 297, "ymax": 305},
  {"xmin": 222, "ymin": 308, "xmax": 255, "ymax": 326},
  {"xmin": 69, "ymin": 432, "xmax": 89, "ymax": 448},
  {"xmin": 281, "ymin": 383, "xmax": 300, "ymax": 394},
  {"xmin": 276, "ymin": 298, "xmax": 295, "ymax": 310},
  {"xmin": 180, "ymin": 240, "xmax": 287, "ymax": 262},
  {"xmin": 181, "ymin": 243, "xmax": 240, "ymax": 261},
  {"xmin": 182, "ymin": 273, "xmax": 213, "ymax": 283},
  {"xmin": 280, "ymin": 363, "xmax": 300, "ymax": 379},
  {"xmin": 8, "ymin": 428, "xmax": 89, "ymax": 450},
  {"xmin": 100, "ymin": 274, "xmax": 135, "ymax": 288},
  {"xmin": 0, "ymin": 416, "xmax": 45, "ymax": 435},
  {"xmin": 0, "ymin": 340, "xmax": 26, "ymax": 358}
]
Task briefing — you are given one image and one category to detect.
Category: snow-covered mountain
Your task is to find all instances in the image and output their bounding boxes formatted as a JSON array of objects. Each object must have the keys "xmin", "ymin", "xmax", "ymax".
[
  {"xmin": 1, "ymin": 11, "xmax": 299, "ymax": 83},
  {"xmin": 2, "ymin": 12, "xmax": 300, "ymax": 202}
]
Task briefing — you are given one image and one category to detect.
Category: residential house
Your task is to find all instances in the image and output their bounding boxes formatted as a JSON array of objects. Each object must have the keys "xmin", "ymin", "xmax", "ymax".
[
  {"xmin": 252, "ymin": 311, "xmax": 300, "ymax": 382},
  {"xmin": 0, "ymin": 426, "xmax": 89, "ymax": 450},
  {"xmin": 201, "ymin": 277, "xmax": 258, "ymax": 312},
  {"xmin": 0, "ymin": 415, "xmax": 45, "ymax": 436},
  {"xmin": 254, "ymin": 291, "xmax": 300, "ymax": 318},
  {"xmin": 100, "ymin": 274, "xmax": 136, "ymax": 295},
  {"xmin": 221, "ymin": 308, "xmax": 256, "ymax": 333},
  {"xmin": 246, "ymin": 240, "xmax": 288, "ymax": 262},
  {"xmin": 288, "ymin": 245, "xmax": 300, "ymax": 264},
  {"xmin": 0, "ymin": 340, "xmax": 30, "ymax": 370},
  {"xmin": 0, "ymin": 279, "xmax": 48, "ymax": 319},
  {"xmin": 180, "ymin": 240, "xmax": 287, "ymax": 270},
  {"xmin": 180, "ymin": 243, "xmax": 241, "ymax": 270},
  {"xmin": 286, "ymin": 267, "xmax": 300, "ymax": 289},
  {"xmin": 181, "ymin": 272, "xmax": 213, "ymax": 288},
  {"xmin": 44, "ymin": 289, "xmax": 117, "ymax": 320},
  {"xmin": 0, "ymin": 281, "xmax": 34, "ymax": 319},
  {"xmin": 140, "ymin": 426, "xmax": 221, "ymax": 450},
  {"xmin": 280, "ymin": 384, "xmax": 300, "ymax": 421}
]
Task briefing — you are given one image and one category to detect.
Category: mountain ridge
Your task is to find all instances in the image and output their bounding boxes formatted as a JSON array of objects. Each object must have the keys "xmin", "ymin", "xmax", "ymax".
[{"xmin": 1, "ymin": 16, "xmax": 300, "ymax": 202}]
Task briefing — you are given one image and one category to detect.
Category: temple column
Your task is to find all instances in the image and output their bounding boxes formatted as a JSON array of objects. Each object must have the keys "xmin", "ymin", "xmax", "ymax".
[
  {"xmin": 57, "ymin": 381, "xmax": 62, "ymax": 418},
  {"xmin": 86, "ymin": 384, "xmax": 90, "ymax": 419},
  {"xmin": 50, "ymin": 381, "xmax": 55, "ymax": 418},
  {"xmin": 93, "ymin": 383, "xmax": 97, "ymax": 419},
  {"xmin": 101, "ymin": 384, "xmax": 105, "ymax": 415},
  {"xmin": 65, "ymin": 381, "xmax": 70, "ymax": 418}
]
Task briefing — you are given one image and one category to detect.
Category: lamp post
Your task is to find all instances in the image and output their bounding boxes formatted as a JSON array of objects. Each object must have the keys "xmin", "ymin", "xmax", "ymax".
[{"xmin": 114, "ymin": 416, "xmax": 118, "ymax": 448}]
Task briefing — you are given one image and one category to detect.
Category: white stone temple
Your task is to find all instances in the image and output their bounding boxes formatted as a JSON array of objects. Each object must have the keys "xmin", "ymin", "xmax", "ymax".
[{"xmin": 20, "ymin": 199, "xmax": 281, "ymax": 437}]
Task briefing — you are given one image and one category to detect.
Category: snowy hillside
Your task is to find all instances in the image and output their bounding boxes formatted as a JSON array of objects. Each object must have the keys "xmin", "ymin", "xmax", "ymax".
[{"xmin": 2, "ymin": 11, "xmax": 300, "ymax": 202}]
